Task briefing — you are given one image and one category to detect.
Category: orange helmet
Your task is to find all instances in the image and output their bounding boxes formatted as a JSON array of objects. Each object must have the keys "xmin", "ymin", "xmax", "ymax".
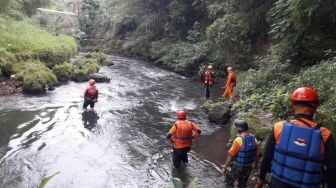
[
  {"xmin": 227, "ymin": 67, "xmax": 233, "ymax": 71},
  {"xmin": 290, "ymin": 87, "xmax": 319, "ymax": 107},
  {"xmin": 176, "ymin": 110, "xmax": 186, "ymax": 120},
  {"xmin": 88, "ymin": 79, "xmax": 96, "ymax": 86}
]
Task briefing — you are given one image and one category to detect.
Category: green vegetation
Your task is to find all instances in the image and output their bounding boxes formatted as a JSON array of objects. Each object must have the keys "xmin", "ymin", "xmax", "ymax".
[
  {"xmin": 38, "ymin": 172, "xmax": 60, "ymax": 188},
  {"xmin": 75, "ymin": 0, "xmax": 336, "ymax": 136},
  {"xmin": 0, "ymin": 17, "xmax": 78, "ymax": 93},
  {"xmin": 0, "ymin": 18, "xmax": 77, "ymax": 67},
  {"xmin": 73, "ymin": 58, "xmax": 100, "ymax": 81},
  {"xmin": 13, "ymin": 61, "xmax": 57, "ymax": 93},
  {"xmin": 52, "ymin": 62, "xmax": 74, "ymax": 82},
  {"xmin": 85, "ymin": 52, "xmax": 114, "ymax": 66},
  {"xmin": 230, "ymin": 113, "xmax": 272, "ymax": 147}
]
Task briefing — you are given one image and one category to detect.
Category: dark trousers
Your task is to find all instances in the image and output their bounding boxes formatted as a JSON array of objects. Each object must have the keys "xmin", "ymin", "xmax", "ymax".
[
  {"xmin": 83, "ymin": 99, "xmax": 95, "ymax": 109},
  {"xmin": 172, "ymin": 147, "xmax": 191, "ymax": 168},
  {"xmin": 270, "ymin": 177, "xmax": 301, "ymax": 188},
  {"xmin": 224, "ymin": 163, "xmax": 252, "ymax": 188},
  {"xmin": 204, "ymin": 84, "xmax": 212, "ymax": 99}
]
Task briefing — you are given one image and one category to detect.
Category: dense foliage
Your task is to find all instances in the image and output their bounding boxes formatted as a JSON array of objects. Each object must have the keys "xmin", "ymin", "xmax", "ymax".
[{"xmin": 79, "ymin": 0, "xmax": 336, "ymax": 129}]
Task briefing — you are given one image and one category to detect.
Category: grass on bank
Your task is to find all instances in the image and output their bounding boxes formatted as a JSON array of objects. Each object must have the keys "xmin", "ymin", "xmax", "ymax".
[
  {"xmin": 13, "ymin": 61, "xmax": 57, "ymax": 93},
  {"xmin": 0, "ymin": 17, "xmax": 77, "ymax": 68},
  {"xmin": 0, "ymin": 18, "xmax": 107, "ymax": 93}
]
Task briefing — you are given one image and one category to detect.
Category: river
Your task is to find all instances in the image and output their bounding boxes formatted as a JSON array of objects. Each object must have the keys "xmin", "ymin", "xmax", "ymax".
[{"xmin": 0, "ymin": 55, "xmax": 230, "ymax": 188}]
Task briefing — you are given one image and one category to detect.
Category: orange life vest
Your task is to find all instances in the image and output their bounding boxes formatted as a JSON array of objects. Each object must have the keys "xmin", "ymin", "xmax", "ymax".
[
  {"xmin": 172, "ymin": 121, "xmax": 194, "ymax": 148},
  {"xmin": 204, "ymin": 70, "xmax": 213, "ymax": 85},
  {"xmin": 85, "ymin": 86, "xmax": 98, "ymax": 100}
]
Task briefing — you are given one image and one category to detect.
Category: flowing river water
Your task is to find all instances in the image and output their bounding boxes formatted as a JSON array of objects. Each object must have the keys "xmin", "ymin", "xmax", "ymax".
[{"xmin": 0, "ymin": 55, "xmax": 231, "ymax": 188}]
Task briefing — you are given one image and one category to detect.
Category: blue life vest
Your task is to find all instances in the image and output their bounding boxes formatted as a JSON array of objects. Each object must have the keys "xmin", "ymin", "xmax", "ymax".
[
  {"xmin": 235, "ymin": 135, "xmax": 257, "ymax": 165},
  {"xmin": 271, "ymin": 122, "xmax": 323, "ymax": 188}
]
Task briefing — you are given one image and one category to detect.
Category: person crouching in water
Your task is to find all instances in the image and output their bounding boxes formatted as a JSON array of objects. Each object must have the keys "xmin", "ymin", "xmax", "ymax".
[
  {"xmin": 167, "ymin": 110, "xmax": 201, "ymax": 168},
  {"xmin": 221, "ymin": 119, "xmax": 260, "ymax": 188},
  {"xmin": 83, "ymin": 79, "xmax": 98, "ymax": 109}
]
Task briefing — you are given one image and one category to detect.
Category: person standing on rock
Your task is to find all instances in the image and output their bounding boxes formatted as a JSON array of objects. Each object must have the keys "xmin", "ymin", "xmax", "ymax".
[
  {"xmin": 221, "ymin": 119, "xmax": 260, "ymax": 188},
  {"xmin": 204, "ymin": 65, "xmax": 215, "ymax": 99},
  {"xmin": 167, "ymin": 110, "xmax": 201, "ymax": 168},
  {"xmin": 222, "ymin": 67, "xmax": 236, "ymax": 101},
  {"xmin": 255, "ymin": 87, "xmax": 336, "ymax": 188},
  {"xmin": 83, "ymin": 79, "xmax": 98, "ymax": 109}
]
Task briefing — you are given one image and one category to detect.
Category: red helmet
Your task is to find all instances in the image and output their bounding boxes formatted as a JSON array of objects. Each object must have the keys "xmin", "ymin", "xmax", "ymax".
[
  {"xmin": 176, "ymin": 110, "xmax": 186, "ymax": 120},
  {"xmin": 88, "ymin": 79, "xmax": 96, "ymax": 86},
  {"xmin": 227, "ymin": 67, "xmax": 233, "ymax": 71},
  {"xmin": 290, "ymin": 87, "xmax": 319, "ymax": 106}
]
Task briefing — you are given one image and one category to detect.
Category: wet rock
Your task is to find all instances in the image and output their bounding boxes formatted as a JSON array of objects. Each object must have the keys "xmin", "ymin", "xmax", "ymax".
[
  {"xmin": 89, "ymin": 73, "xmax": 111, "ymax": 83},
  {"xmin": 0, "ymin": 78, "xmax": 22, "ymax": 95},
  {"xmin": 203, "ymin": 99, "xmax": 232, "ymax": 124}
]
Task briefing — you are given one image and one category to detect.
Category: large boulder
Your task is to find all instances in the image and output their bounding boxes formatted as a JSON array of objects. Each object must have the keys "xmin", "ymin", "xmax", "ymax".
[
  {"xmin": 203, "ymin": 100, "xmax": 232, "ymax": 124},
  {"xmin": 89, "ymin": 73, "xmax": 110, "ymax": 83}
]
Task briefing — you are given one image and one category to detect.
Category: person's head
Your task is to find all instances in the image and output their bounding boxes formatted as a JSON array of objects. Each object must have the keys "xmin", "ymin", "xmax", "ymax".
[
  {"xmin": 207, "ymin": 65, "xmax": 213, "ymax": 70},
  {"xmin": 289, "ymin": 87, "xmax": 319, "ymax": 118},
  {"xmin": 234, "ymin": 119, "xmax": 249, "ymax": 134},
  {"xmin": 176, "ymin": 110, "xmax": 186, "ymax": 120},
  {"xmin": 89, "ymin": 79, "xmax": 96, "ymax": 86},
  {"xmin": 227, "ymin": 67, "xmax": 233, "ymax": 72}
]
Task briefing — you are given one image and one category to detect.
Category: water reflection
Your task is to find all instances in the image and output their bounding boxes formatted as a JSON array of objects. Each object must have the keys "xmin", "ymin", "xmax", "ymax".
[{"xmin": 82, "ymin": 110, "xmax": 99, "ymax": 130}]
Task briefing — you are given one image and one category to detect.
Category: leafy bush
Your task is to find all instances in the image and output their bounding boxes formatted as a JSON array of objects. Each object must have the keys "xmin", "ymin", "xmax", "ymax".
[
  {"xmin": 235, "ymin": 54, "xmax": 292, "ymax": 112},
  {"xmin": 268, "ymin": 0, "xmax": 336, "ymax": 66},
  {"xmin": 274, "ymin": 57, "xmax": 336, "ymax": 130},
  {"xmin": 73, "ymin": 58, "xmax": 99, "ymax": 81},
  {"xmin": 0, "ymin": 48, "xmax": 15, "ymax": 77},
  {"xmin": 206, "ymin": 13, "xmax": 251, "ymax": 67},
  {"xmin": 13, "ymin": 61, "xmax": 57, "ymax": 93},
  {"xmin": 52, "ymin": 63, "xmax": 74, "ymax": 82},
  {"xmin": 150, "ymin": 40, "xmax": 209, "ymax": 75},
  {"xmin": 237, "ymin": 55, "xmax": 336, "ymax": 137},
  {"xmin": 84, "ymin": 52, "xmax": 113, "ymax": 65}
]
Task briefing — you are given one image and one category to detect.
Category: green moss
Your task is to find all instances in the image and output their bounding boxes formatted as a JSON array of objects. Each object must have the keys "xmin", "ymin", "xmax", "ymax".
[
  {"xmin": 73, "ymin": 58, "xmax": 99, "ymax": 81},
  {"xmin": 52, "ymin": 63, "xmax": 74, "ymax": 82},
  {"xmin": 13, "ymin": 61, "xmax": 57, "ymax": 93},
  {"xmin": 85, "ymin": 52, "xmax": 114, "ymax": 66}
]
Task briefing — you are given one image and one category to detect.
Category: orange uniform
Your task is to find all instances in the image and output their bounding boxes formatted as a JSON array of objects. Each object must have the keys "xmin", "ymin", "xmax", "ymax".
[
  {"xmin": 168, "ymin": 120, "xmax": 201, "ymax": 149},
  {"xmin": 222, "ymin": 70, "xmax": 236, "ymax": 98}
]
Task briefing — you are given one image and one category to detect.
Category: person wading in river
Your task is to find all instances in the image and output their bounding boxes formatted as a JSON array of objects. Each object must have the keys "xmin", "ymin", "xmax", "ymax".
[
  {"xmin": 222, "ymin": 66, "xmax": 236, "ymax": 101},
  {"xmin": 255, "ymin": 87, "xmax": 336, "ymax": 188},
  {"xmin": 221, "ymin": 119, "xmax": 260, "ymax": 188},
  {"xmin": 204, "ymin": 65, "xmax": 215, "ymax": 99},
  {"xmin": 167, "ymin": 110, "xmax": 201, "ymax": 168},
  {"xmin": 83, "ymin": 79, "xmax": 98, "ymax": 109}
]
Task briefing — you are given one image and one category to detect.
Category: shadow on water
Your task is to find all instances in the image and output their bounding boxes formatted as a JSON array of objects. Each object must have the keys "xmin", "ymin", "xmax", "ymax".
[
  {"xmin": 82, "ymin": 110, "xmax": 99, "ymax": 131},
  {"xmin": 0, "ymin": 110, "xmax": 38, "ymax": 157}
]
